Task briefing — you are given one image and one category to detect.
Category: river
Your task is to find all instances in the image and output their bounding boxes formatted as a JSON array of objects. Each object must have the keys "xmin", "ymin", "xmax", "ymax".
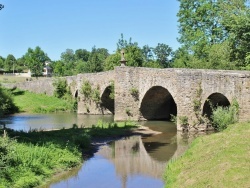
[{"xmin": 0, "ymin": 113, "xmax": 195, "ymax": 188}]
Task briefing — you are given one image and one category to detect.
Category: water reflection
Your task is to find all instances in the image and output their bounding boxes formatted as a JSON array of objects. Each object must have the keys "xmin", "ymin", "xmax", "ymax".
[
  {"xmin": 0, "ymin": 113, "xmax": 113, "ymax": 131},
  {"xmin": 49, "ymin": 121, "xmax": 193, "ymax": 188}
]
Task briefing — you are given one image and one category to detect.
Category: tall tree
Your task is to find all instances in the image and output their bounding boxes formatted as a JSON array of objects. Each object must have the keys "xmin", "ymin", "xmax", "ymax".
[
  {"xmin": 218, "ymin": 0, "xmax": 250, "ymax": 67},
  {"xmin": 153, "ymin": 43, "xmax": 173, "ymax": 68},
  {"xmin": 24, "ymin": 46, "xmax": 50, "ymax": 77},
  {"xmin": 75, "ymin": 49, "xmax": 90, "ymax": 62},
  {"xmin": 4, "ymin": 54, "xmax": 16, "ymax": 72},
  {"xmin": 177, "ymin": 0, "xmax": 227, "ymax": 59},
  {"xmin": 0, "ymin": 56, "xmax": 5, "ymax": 69},
  {"xmin": 60, "ymin": 49, "xmax": 75, "ymax": 63}
]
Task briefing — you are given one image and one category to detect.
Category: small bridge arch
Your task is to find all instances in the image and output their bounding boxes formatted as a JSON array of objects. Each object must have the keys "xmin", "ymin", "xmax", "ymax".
[
  {"xmin": 140, "ymin": 86, "xmax": 177, "ymax": 120},
  {"xmin": 202, "ymin": 92, "xmax": 230, "ymax": 119},
  {"xmin": 100, "ymin": 85, "xmax": 114, "ymax": 114}
]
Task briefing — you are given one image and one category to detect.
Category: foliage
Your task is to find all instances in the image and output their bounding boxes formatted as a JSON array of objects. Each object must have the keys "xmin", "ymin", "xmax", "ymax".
[
  {"xmin": 175, "ymin": 0, "xmax": 250, "ymax": 69},
  {"xmin": 0, "ymin": 86, "xmax": 19, "ymax": 117},
  {"xmin": 104, "ymin": 52, "xmax": 120, "ymax": 71},
  {"xmin": 130, "ymin": 87, "xmax": 139, "ymax": 101},
  {"xmin": 109, "ymin": 80, "xmax": 115, "ymax": 99},
  {"xmin": 164, "ymin": 122, "xmax": 250, "ymax": 188},
  {"xmin": 91, "ymin": 88, "xmax": 101, "ymax": 104},
  {"xmin": 24, "ymin": 46, "xmax": 50, "ymax": 77},
  {"xmin": 4, "ymin": 54, "xmax": 16, "ymax": 72},
  {"xmin": 80, "ymin": 80, "xmax": 92, "ymax": 99},
  {"xmin": 153, "ymin": 43, "xmax": 173, "ymax": 68},
  {"xmin": 211, "ymin": 99, "xmax": 239, "ymax": 131},
  {"xmin": 178, "ymin": 116, "xmax": 188, "ymax": 126},
  {"xmin": 0, "ymin": 129, "xmax": 83, "ymax": 188},
  {"xmin": 52, "ymin": 78, "xmax": 68, "ymax": 98},
  {"xmin": 0, "ymin": 4, "xmax": 4, "ymax": 10}
]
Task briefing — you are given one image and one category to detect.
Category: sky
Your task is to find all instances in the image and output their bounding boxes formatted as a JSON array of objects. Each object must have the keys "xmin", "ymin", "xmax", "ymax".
[{"xmin": 0, "ymin": 0, "xmax": 180, "ymax": 61}]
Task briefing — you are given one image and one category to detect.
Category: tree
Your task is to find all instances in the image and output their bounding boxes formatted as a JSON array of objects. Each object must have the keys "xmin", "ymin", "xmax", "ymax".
[
  {"xmin": 4, "ymin": 54, "xmax": 16, "ymax": 72},
  {"xmin": 153, "ymin": 43, "xmax": 173, "ymax": 68},
  {"xmin": 176, "ymin": 0, "xmax": 250, "ymax": 69},
  {"xmin": 84, "ymin": 46, "xmax": 104, "ymax": 73},
  {"xmin": 75, "ymin": 49, "xmax": 90, "ymax": 62},
  {"xmin": 0, "ymin": 56, "xmax": 5, "ymax": 69},
  {"xmin": 142, "ymin": 45, "xmax": 154, "ymax": 62},
  {"xmin": 60, "ymin": 49, "xmax": 75, "ymax": 63},
  {"xmin": 24, "ymin": 46, "xmax": 50, "ymax": 77},
  {"xmin": 218, "ymin": 0, "xmax": 250, "ymax": 67},
  {"xmin": 104, "ymin": 53, "xmax": 120, "ymax": 71}
]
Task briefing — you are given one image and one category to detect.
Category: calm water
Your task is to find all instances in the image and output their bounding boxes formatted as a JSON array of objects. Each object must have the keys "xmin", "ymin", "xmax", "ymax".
[
  {"xmin": 0, "ymin": 113, "xmax": 194, "ymax": 188},
  {"xmin": 0, "ymin": 113, "xmax": 113, "ymax": 131}
]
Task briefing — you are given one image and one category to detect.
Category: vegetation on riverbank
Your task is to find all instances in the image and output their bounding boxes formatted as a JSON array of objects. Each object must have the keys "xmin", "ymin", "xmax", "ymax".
[
  {"xmin": 0, "ymin": 86, "xmax": 19, "ymax": 116},
  {"xmin": 12, "ymin": 89, "xmax": 76, "ymax": 113},
  {"xmin": 0, "ymin": 121, "xmax": 138, "ymax": 188},
  {"xmin": 164, "ymin": 122, "xmax": 250, "ymax": 188}
]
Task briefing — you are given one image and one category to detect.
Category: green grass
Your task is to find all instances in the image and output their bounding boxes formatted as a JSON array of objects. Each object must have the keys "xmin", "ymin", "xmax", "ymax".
[
  {"xmin": 12, "ymin": 89, "xmax": 75, "ymax": 113},
  {"xmin": 164, "ymin": 122, "xmax": 250, "ymax": 188}
]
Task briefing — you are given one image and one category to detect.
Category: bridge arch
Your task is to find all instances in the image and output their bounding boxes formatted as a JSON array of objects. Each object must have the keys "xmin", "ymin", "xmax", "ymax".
[
  {"xmin": 140, "ymin": 86, "xmax": 177, "ymax": 120},
  {"xmin": 202, "ymin": 92, "xmax": 230, "ymax": 119},
  {"xmin": 100, "ymin": 86, "xmax": 114, "ymax": 114}
]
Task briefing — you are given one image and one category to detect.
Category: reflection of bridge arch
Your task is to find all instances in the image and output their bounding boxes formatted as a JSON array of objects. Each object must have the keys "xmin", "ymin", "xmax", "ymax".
[
  {"xmin": 100, "ymin": 86, "xmax": 114, "ymax": 114},
  {"xmin": 203, "ymin": 93, "xmax": 230, "ymax": 119},
  {"xmin": 97, "ymin": 136, "xmax": 177, "ymax": 180},
  {"xmin": 140, "ymin": 86, "xmax": 177, "ymax": 120}
]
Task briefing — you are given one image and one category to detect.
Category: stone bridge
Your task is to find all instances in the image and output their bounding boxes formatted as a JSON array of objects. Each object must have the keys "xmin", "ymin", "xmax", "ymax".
[
  {"xmin": 7, "ymin": 67, "xmax": 250, "ymax": 131},
  {"xmin": 77, "ymin": 67, "xmax": 250, "ymax": 130}
]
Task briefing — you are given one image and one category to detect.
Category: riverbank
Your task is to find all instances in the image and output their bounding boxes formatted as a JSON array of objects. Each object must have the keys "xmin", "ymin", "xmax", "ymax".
[
  {"xmin": 12, "ymin": 89, "xmax": 76, "ymax": 113},
  {"xmin": 1, "ymin": 121, "xmax": 160, "ymax": 187},
  {"xmin": 164, "ymin": 122, "xmax": 250, "ymax": 188}
]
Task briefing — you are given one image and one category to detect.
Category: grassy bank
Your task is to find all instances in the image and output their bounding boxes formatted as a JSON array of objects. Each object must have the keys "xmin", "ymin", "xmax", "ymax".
[
  {"xmin": 164, "ymin": 122, "xmax": 250, "ymax": 188},
  {"xmin": 0, "ymin": 121, "xmax": 137, "ymax": 188},
  {"xmin": 12, "ymin": 89, "xmax": 76, "ymax": 113}
]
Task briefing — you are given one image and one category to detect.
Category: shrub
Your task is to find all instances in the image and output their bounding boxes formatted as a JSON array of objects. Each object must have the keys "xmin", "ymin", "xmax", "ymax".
[
  {"xmin": 80, "ymin": 80, "xmax": 92, "ymax": 99},
  {"xmin": 0, "ymin": 86, "xmax": 19, "ymax": 116},
  {"xmin": 130, "ymin": 87, "xmax": 139, "ymax": 100},
  {"xmin": 52, "ymin": 78, "xmax": 67, "ymax": 98},
  {"xmin": 211, "ymin": 99, "xmax": 239, "ymax": 131},
  {"xmin": 109, "ymin": 80, "xmax": 115, "ymax": 99}
]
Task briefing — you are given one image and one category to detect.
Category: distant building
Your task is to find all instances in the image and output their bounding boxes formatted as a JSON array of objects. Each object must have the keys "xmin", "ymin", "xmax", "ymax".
[{"xmin": 42, "ymin": 61, "xmax": 52, "ymax": 77}]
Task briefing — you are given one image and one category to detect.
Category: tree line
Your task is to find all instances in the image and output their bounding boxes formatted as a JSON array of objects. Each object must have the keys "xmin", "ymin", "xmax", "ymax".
[
  {"xmin": 0, "ymin": 34, "xmax": 173, "ymax": 77},
  {"xmin": 0, "ymin": 0, "xmax": 250, "ymax": 77}
]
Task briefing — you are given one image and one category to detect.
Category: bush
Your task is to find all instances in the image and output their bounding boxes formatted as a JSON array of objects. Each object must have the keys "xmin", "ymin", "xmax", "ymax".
[
  {"xmin": 211, "ymin": 99, "xmax": 239, "ymax": 131},
  {"xmin": 52, "ymin": 78, "xmax": 67, "ymax": 98},
  {"xmin": 80, "ymin": 80, "xmax": 92, "ymax": 99},
  {"xmin": 0, "ymin": 86, "xmax": 19, "ymax": 116}
]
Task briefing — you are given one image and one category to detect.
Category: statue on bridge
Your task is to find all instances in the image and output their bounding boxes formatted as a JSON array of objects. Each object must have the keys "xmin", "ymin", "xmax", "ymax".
[{"xmin": 120, "ymin": 49, "xmax": 127, "ymax": 66}]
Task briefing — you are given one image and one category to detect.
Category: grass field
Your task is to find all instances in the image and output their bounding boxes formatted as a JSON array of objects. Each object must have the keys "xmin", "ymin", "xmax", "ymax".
[
  {"xmin": 12, "ymin": 89, "xmax": 76, "ymax": 113},
  {"xmin": 164, "ymin": 122, "xmax": 250, "ymax": 188}
]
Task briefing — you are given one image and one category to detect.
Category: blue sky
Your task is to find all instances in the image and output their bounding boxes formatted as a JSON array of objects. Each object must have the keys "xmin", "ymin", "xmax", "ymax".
[{"xmin": 0, "ymin": 0, "xmax": 180, "ymax": 61}]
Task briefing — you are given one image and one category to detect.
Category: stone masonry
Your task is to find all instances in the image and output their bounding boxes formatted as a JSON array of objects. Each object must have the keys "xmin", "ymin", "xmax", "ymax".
[{"xmin": 6, "ymin": 67, "xmax": 250, "ymax": 131}]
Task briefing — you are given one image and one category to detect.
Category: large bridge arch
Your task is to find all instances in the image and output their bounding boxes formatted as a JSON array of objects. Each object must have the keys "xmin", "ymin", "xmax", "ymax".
[
  {"xmin": 140, "ymin": 86, "xmax": 177, "ymax": 120},
  {"xmin": 202, "ymin": 92, "xmax": 230, "ymax": 119}
]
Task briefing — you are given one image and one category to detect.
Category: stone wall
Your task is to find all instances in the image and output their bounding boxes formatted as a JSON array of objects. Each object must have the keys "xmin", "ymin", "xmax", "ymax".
[{"xmin": 3, "ymin": 76, "xmax": 77, "ymax": 97}]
